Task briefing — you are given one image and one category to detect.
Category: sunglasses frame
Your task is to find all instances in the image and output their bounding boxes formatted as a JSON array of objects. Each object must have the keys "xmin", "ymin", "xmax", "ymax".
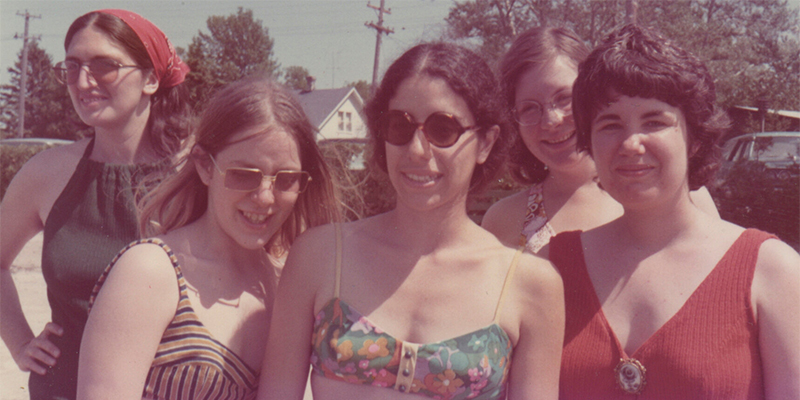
[
  {"xmin": 378, "ymin": 110, "xmax": 477, "ymax": 148},
  {"xmin": 207, "ymin": 153, "xmax": 311, "ymax": 193},
  {"xmin": 53, "ymin": 59, "xmax": 140, "ymax": 85}
]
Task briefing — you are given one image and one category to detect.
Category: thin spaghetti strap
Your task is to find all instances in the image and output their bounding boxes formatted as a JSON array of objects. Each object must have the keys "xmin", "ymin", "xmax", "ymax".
[
  {"xmin": 493, "ymin": 245, "xmax": 524, "ymax": 323},
  {"xmin": 334, "ymin": 223, "xmax": 343, "ymax": 298}
]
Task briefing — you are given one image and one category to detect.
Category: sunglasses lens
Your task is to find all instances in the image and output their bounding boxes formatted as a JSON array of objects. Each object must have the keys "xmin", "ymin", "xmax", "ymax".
[
  {"xmin": 225, "ymin": 168, "xmax": 263, "ymax": 191},
  {"xmin": 274, "ymin": 172, "xmax": 309, "ymax": 192},
  {"xmin": 380, "ymin": 111, "xmax": 416, "ymax": 146},
  {"xmin": 89, "ymin": 59, "xmax": 120, "ymax": 84},
  {"xmin": 424, "ymin": 114, "xmax": 463, "ymax": 147}
]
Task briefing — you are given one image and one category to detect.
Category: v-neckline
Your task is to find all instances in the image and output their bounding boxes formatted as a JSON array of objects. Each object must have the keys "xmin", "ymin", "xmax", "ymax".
[{"xmin": 577, "ymin": 229, "xmax": 749, "ymax": 358}]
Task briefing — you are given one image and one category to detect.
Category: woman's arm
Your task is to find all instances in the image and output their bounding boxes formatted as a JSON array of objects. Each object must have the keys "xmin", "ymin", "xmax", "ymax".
[
  {"xmin": 752, "ymin": 239, "xmax": 800, "ymax": 399},
  {"xmin": 77, "ymin": 243, "xmax": 179, "ymax": 400},
  {"xmin": 0, "ymin": 151, "xmax": 63, "ymax": 374},
  {"xmin": 258, "ymin": 225, "xmax": 332, "ymax": 400},
  {"xmin": 505, "ymin": 253, "xmax": 564, "ymax": 400}
]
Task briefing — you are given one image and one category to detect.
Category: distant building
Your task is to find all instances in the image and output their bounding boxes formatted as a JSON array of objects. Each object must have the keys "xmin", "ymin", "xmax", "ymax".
[
  {"xmin": 294, "ymin": 76, "xmax": 367, "ymax": 143},
  {"xmin": 728, "ymin": 106, "xmax": 800, "ymax": 139}
]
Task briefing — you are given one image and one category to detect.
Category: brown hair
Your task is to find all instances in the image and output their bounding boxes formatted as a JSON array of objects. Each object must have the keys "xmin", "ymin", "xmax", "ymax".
[
  {"xmin": 65, "ymin": 12, "xmax": 190, "ymax": 158},
  {"xmin": 139, "ymin": 76, "xmax": 341, "ymax": 252},
  {"xmin": 499, "ymin": 26, "xmax": 590, "ymax": 184},
  {"xmin": 365, "ymin": 42, "xmax": 512, "ymax": 194},
  {"xmin": 573, "ymin": 24, "xmax": 729, "ymax": 189}
]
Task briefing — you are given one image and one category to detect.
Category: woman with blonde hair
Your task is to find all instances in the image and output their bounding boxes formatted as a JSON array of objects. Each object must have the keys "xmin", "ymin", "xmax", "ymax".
[{"xmin": 77, "ymin": 76, "xmax": 340, "ymax": 399}]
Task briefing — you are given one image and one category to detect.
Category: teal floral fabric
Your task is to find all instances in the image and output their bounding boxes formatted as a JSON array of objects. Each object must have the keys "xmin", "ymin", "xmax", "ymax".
[{"xmin": 310, "ymin": 298, "xmax": 512, "ymax": 399}]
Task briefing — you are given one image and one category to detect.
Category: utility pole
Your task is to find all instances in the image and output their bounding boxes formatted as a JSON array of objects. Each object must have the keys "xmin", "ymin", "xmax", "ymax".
[
  {"xmin": 365, "ymin": 0, "xmax": 393, "ymax": 95},
  {"xmin": 625, "ymin": 0, "xmax": 638, "ymax": 24},
  {"xmin": 14, "ymin": 10, "xmax": 41, "ymax": 138}
]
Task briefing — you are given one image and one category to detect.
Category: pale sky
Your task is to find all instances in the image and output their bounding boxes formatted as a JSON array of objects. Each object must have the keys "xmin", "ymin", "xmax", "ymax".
[
  {"xmin": 0, "ymin": 0, "xmax": 453, "ymax": 89},
  {"xmin": 2, "ymin": 0, "xmax": 799, "ymax": 91}
]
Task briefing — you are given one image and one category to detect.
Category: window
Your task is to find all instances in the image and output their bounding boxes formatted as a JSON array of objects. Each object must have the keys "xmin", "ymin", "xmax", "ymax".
[{"xmin": 337, "ymin": 111, "xmax": 352, "ymax": 132}]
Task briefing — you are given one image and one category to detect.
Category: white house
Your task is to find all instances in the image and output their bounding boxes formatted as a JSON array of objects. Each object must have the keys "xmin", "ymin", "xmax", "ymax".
[{"xmin": 293, "ymin": 78, "xmax": 367, "ymax": 143}]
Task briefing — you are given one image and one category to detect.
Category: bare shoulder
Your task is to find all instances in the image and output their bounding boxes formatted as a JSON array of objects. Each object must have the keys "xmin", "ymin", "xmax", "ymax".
[
  {"xmin": 19, "ymin": 139, "xmax": 90, "ymax": 182},
  {"xmin": 481, "ymin": 189, "xmax": 528, "ymax": 246},
  {"xmin": 6, "ymin": 139, "xmax": 90, "ymax": 206},
  {"xmin": 281, "ymin": 223, "xmax": 339, "ymax": 306},
  {"xmin": 501, "ymin": 250, "xmax": 564, "ymax": 345},
  {"xmin": 514, "ymin": 251, "xmax": 563, "ymax": 300},
  {"xmin": 754, "ymin": 238, "xmax": 800, "ymax": 282},
  {"xmin": 107, "ymin": 240, "xmax": 178, "ymax": 285}
]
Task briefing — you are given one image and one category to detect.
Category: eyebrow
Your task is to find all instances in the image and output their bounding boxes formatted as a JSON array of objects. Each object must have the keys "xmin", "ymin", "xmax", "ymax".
[
  {"xmin": 642, "ymin": 110, "xmax": 668, "ymax": 119},
  {"xmin": 593, "ymin": 113, "xmax": 621, "ymax": 124}
]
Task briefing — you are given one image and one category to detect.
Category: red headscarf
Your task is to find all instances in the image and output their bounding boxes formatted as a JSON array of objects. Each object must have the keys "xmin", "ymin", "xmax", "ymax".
[{"xmin": 96, "ymin": 9, "xmax": 189, "ymax": 88}]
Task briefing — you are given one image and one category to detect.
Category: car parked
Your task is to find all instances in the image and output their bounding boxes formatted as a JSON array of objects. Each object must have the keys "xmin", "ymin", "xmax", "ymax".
[{"xmin": 712, "ymin": 131, "xmax": 800, "ymax": 250}]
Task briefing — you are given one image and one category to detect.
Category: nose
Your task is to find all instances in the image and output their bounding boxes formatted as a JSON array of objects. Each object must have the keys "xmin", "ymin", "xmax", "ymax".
[
  {"xmin": 75, "ymin": 65, "xmax": 97, "ymax": 89},
  {"xmin": 540, "ymin": 107, "xmax": 568, "ymax": 129},
  {"xmin": 407, "ymin": 127, "xmax": 433, "ymax": 159},
  {"xmin": 620, "ymin": 133, "xmax": 646, "ymax": 155},
  {"xmin": 251, "ymin": 180, "xmax": 276, "ymax": 205}
]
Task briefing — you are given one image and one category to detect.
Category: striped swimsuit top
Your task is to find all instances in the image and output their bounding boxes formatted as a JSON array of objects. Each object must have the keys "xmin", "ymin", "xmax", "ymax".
[{"xmin": 89, "ymin": 238, "xmax": 258, "ymax": 400}]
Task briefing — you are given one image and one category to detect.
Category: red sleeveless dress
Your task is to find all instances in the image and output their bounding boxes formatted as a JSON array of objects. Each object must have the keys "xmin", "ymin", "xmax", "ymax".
[{"xmin": 550, "ymin": 229, "xmax": 773, "ymax": 399}]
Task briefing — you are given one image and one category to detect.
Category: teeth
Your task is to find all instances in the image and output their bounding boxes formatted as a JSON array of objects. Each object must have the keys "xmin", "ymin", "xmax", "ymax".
[
  {"xmin": 242, "ymin": 211, "xmax": 268, "ymax": 224},
  {"xmin": 545, "ymin": 131, "xmax": 574, "ymax": 144},
  {"xmin": 405, "ymin": 173, "xmax": 436, "ymax": 183}
]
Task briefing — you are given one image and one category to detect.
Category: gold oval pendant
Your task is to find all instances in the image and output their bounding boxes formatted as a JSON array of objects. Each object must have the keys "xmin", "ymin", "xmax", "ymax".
[{"xmin": 615, "ymin": 358, "xmax": 646, "ymax": 394}]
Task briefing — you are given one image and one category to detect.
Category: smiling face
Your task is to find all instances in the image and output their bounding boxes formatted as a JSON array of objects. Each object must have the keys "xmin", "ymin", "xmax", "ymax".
[
  {"xmin": 514, "ymin": 55, "xmax": 589, "ymax": 173},
  {"xmin": 197, "ymin": 127, "xmax": 303, "ymax": 251},
  {"xmin": 385, "ymin": 74, "xmax": 496, "ymax": 212},
  {"xmin": 591, "ymin": 95, "xmax": 691, "ymax": 209},
  {"xmin": 65, "ymin": 25, "xmax": 157, "ymax": 131}
]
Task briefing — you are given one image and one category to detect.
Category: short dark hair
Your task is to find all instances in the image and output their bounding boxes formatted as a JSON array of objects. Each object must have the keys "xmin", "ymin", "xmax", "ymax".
[
  {"xmin": 364, "ymin": 42, "xmax": 512, "ymax": 194},
  {"xmin": 65, "ymin": 12, "xmax": 190, "ymax": 158},
  {"xmin": 573, "ymin": 24, "xmax": 729, "ymax": 189},
  {"xmin": 499, "ymin": 26, "xmax": 590, "ymax": 184}
]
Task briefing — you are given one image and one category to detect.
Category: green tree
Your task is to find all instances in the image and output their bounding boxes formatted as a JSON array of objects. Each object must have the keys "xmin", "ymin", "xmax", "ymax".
[
  {"xmin": 0, "ymin": 40, "xmax": 90, "ymax": 140},
  {"xmin": 283, "ymin": 65, "xmax": 311, "ymax": 90},
  {"xmin": 444, "ymin": 0, "xmax": 800, "ymax": 131},
  {"xmin": 183, "ymin": 7, "xmax": 281, "ymax": 110},
  {"xmin": 344, "ymin": 80, "xmax": 371, "ymax": 102}
]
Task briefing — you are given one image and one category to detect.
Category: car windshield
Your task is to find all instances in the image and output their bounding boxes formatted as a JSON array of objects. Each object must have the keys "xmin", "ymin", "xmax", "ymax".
[{"xmin": 751, "ymin": 137, "xmax": 800, "ymax": 162}]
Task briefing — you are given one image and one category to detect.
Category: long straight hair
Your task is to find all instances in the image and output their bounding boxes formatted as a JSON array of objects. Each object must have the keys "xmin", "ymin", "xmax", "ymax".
[{"xmin": 139, "ymin": 76, "xmax": 341, "ymax": 252}]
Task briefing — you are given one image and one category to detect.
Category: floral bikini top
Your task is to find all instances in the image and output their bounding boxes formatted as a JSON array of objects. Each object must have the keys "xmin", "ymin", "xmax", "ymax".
[
  {"xmin": 310, "ymin": 224, "xmax": 522, "ymax": 399},
  {"xmin": 521, "ymin": 183, "xmax": 556, "ymax": 253}
]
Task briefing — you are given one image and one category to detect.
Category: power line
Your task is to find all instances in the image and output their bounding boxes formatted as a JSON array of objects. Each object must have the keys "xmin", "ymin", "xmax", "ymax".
[
  {"xmin": 14, "ymin": 10, "xmax": 41, "ymax": 138},
  {"xmin": 365, "ymin": 0, "xmax": 393, "ymax": 95}
]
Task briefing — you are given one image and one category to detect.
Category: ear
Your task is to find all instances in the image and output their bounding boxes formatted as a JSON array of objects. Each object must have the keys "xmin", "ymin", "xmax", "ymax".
[
  {"xmin": 142, "ymin": 70, "xmax": 159, "ymax": 96},
  {"xmin": 192, "ymin": 146, "xmax": 213, "ymax": 186},
  {"xmin": 476, "ymin": 125, "xmax": 500, "ymax": 165},
  {"xmin": 688, "ymin": 139, "xmax": 701, "ymax": 158}
]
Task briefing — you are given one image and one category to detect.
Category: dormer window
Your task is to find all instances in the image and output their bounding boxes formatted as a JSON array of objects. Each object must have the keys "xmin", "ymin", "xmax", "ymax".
[{"xmin": 338, "ymin": 111, "xmax": 352, "ymax": 132}]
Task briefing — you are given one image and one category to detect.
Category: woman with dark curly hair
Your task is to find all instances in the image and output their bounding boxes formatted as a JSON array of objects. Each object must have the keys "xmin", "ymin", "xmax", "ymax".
[
  {"xmin": 259, "ymin": 42, "xmax": 564, "ymax": 400},
  {"xmin": 550, "ymin": 24, "xmax": 799, "ymax": 399},
  {"xmin": 0, "ymin": 10, "xmax": 190, "ymax": 399},
  {"xmin": 482, "ymin": 26, "xmax": 717, "ymax": 254}
]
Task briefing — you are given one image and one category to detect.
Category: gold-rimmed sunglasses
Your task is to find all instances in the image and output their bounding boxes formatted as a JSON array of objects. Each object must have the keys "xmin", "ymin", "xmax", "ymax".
[
  {"xmin": 53, "ymin": 59, "xmax": 140, "ymax": 85},
  {"xmin": 208, "ymin": 154, "xmax": 311, "ymax": 193}
]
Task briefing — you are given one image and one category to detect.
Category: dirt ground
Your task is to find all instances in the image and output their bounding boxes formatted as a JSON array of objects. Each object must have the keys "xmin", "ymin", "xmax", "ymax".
[{"xmin": 1, "ymin": 233, "xmax": 49, "ymax": 400}]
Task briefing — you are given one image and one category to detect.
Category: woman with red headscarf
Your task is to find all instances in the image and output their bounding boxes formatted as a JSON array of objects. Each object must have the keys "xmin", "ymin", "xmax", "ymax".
[{"xmin": 0, "ymin": 9, "xmax": 190, "ymax": 399}]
